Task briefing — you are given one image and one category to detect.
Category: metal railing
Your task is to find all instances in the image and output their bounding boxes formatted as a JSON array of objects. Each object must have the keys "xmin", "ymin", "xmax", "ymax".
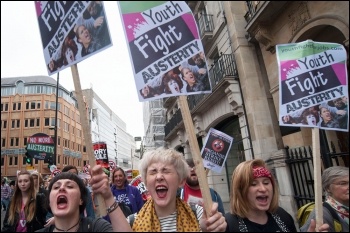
[
  {"xmin": 164, "ymin": 109, "xmax": 183, "ymax": 137},
  {"xmin": 285, "ymin": 143, "xmax": 348, "ymax": 208},
  {"xmin": 197, "ymin": 14, "xmax": 214, "ymax": 37}
]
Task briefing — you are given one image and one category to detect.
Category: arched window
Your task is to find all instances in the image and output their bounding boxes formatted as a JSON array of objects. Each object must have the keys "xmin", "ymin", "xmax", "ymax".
[{"xmin": 15, "ymin": 80, "xmax": 24, "ymax": 94}]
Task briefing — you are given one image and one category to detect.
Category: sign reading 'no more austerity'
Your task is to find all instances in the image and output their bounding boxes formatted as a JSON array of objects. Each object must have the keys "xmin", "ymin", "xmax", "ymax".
[{"xmin": 27, "ymin": 133, "xmax": 55, "ymax": 160}]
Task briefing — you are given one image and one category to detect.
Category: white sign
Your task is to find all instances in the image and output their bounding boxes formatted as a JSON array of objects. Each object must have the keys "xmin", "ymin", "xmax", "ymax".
[{"xmin": 201, "ymin": 128, "xmax": 234, "ymax": 173}]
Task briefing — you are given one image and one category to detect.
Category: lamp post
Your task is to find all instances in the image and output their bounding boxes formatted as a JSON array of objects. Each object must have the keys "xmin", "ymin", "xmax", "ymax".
[{"xmin": 53, "ymin": 72, "xmax": 59, "ymax": 165}]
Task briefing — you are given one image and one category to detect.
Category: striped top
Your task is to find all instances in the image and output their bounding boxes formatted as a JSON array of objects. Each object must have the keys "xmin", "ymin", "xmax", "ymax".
[{"xmin": 128, "ymin": 204, "xmax": 203, "ymax": 232}]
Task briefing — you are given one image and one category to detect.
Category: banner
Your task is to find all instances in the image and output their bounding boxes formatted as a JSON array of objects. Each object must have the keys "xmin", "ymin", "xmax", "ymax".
[
  {"xmin": 117, "ymin": 1, "xmax": 212, "ymax": 102},
  {"xmin": 35, "ymin": 1, "xmax": 112, "ymax": 75},
  {"xmin": 130, "ymin": 174, "xmax": 151, "ymax": 202},
  {"xmin": 201, "ymin": 128, "xmax": 233, "ymax": 173},
  {"xmin": 276, "ymin": 40, "xmax": 348, "ymax": 132}
]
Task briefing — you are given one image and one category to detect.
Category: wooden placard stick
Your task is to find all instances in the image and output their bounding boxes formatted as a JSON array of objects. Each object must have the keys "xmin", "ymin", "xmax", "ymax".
[
  {"xmin": 71, "ymin": 64, "xmax": 106, "ymax": 217},
  {"xmin": 178, "ymin": 96, "xmax": 213, "ymax": 217},
  {"xmin": 312, "ymin": 127, "xmax": 323, "ymax": 230}
]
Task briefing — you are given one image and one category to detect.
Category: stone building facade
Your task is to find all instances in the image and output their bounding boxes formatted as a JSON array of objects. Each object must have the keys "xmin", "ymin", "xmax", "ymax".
[{"xmin": 162, "ymin": 1, "xmax": 349, "ymax": 220}]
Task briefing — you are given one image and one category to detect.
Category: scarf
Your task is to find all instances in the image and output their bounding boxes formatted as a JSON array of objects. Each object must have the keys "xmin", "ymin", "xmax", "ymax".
[
  {"xmin": 132, "ymin": 197, "xmax": 200, "ymax": 232},
  {"xmin": 326, "ymin": 196, "xmax": 349, "ymax": 224}
]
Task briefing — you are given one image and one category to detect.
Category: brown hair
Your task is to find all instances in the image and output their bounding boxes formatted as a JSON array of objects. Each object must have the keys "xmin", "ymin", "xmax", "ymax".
[
  {"xmin": 111, "ymin": 167, "xmax": 128, "ymax": 185},
  {"xmin": 8, "ymin": 171, "xmax": 37, "ymax": 224},
  {"xmin": 163, "ymin": 72, "xmax": 183, "ymax": 94},
  {"xmin": 61, "ymin": 36, "xmax": 78, "ymax": 65},
  {"xmin": 229, "ymin": 159, "xmax": 279, "ymax": 217}
]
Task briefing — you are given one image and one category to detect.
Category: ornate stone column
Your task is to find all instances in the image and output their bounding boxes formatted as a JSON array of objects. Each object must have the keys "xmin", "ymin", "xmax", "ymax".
[{"xmin": 225, "ymin": 81, "xmax": 253, "ymax": 161}]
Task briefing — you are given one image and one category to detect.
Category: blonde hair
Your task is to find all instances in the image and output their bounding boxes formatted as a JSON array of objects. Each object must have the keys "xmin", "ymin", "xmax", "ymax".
[
  {"xmin": 139, "ymin": 147, "xmax": 189, "ymax": 186},
  {"xmin": 230, "ymin": 159, "xmax": 279, "ymax": 217},
  {"xmin": 8, "ymin": 171, "xmax": 37, "ymax": 224}
]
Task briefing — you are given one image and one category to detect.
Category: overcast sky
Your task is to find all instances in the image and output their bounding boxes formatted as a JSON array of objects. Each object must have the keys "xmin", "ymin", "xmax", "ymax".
[{"xmin": 1, "ymin": 1, "xmax": 145, "ymax": 138}]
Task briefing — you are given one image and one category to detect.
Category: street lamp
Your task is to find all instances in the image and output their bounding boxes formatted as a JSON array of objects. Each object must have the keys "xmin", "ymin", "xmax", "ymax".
[{"xmin": 50, "ymin": 72, "xmax": 59, "ymax": 166}]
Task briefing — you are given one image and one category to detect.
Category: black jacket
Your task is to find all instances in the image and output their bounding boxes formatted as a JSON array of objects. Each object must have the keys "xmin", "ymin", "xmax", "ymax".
[{"xmin": 2, "ymin": 193, "xmax": 48, "ymax": 232}]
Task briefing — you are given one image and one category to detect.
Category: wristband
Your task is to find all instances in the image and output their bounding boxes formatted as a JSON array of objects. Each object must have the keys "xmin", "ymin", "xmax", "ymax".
[{"xmin": 106, "ymin": 201, "xmax": 119, "ymax": 214}]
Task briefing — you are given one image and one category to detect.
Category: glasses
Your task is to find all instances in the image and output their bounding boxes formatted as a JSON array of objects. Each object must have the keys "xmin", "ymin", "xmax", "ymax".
[{"xmin": 332, "ymin": 181, "xmax": 349, "ymax": 186}]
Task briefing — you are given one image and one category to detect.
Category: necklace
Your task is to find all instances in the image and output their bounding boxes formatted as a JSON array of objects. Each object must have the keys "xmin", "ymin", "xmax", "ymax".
[{"xmin": 54, "ymin": 219, "xmax": 80, "ymax": 232}]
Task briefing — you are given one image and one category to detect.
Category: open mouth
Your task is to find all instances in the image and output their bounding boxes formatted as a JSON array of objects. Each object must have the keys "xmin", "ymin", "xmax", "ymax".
[
  {"xmin": 155, "ymin": 185, "xmax": 168, "ymax": 198},
  {"xmin": 57, "ymin": 195, "xmax": 68, "ymax": 208},
  {"xmin": 256, "ymin": 195, "xmax": 269, "ymax": 204}
]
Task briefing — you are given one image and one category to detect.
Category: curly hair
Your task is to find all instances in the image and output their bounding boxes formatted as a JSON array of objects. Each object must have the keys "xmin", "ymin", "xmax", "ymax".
[
  {"xmin": 61, "ymin": 36, "xmax": 78, "ymax": 65},
  {"xmin": 163, "ymin": 72, "xmax": 183, "ymax": 94}
]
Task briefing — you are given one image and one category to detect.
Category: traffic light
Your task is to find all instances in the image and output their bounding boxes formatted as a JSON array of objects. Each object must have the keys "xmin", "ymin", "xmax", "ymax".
[
  {"xmin": 46, "ymin": 154, "xmax": 53, "ymax": 168},
  {"xmin": 24, "ymin": 146, "xmax": 33, "ymax": 165}
]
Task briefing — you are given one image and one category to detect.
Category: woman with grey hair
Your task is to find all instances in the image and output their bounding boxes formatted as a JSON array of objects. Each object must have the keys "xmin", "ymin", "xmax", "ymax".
[
  {"xmin": 128, "ymin": 147, "xmax": 227, "ymax": 232},
  {"xmin": 301, "ymin": 166, "xmax": 349, "ymax": 232}
]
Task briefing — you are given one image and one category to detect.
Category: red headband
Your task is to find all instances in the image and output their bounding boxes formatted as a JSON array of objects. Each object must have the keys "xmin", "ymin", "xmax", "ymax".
[{"xmin": 252, "ymin": 166, "xmax": 272, "ymax": 179}]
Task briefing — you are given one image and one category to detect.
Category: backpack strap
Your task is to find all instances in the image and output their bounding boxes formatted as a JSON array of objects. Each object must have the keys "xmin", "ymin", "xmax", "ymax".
[
  {"xmin": 323, "ymin": 202, "xmax": 342, "ymax": 232},
  {"xmin": 224, "ymin": 213, "xmax": 240, "ymax": 232}
]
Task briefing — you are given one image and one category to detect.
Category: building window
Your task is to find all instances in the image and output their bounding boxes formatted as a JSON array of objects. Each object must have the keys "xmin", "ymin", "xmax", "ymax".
[
  {"xmin": 1, "ymin": 120, "xmax": 7, "ymax": 129},
  {"xmin": 12, "ymin": 102, "xmax": 22, "ymax": 111},
  {"xmin": 24, "ymin": 137, "xmax": 27, "ymax": 145},
  {"xmin": 16, "ymin": 80, "xmax": 24, "ymax": 94},
  {"xmin": 10, "ymin": 137, "xmax": 19, "ymax": 147},
  {"xmin": 25, "ymin": 118, "xmax": 39, "ymax": 128},
  {"xmin": 1, "ymin": 138, "xmax": 5, "ymax": 147},
  {"xmin": 11, "ymin": 120, "xmax": 20, "ymax": 129},
  {"xmin": 26, "ymin": 101, "xmax": 41, "ymax": 110},
  {"xmin": 1, "ymin": 103, "xmax": 9, "ymax": 112},
  {"xmin": 51, "ymin": 118, "xmax": 56, "ymax": 127},
  {"xmin": 64, "ymin": 122, "xmax": 69, "ymax": 132},
  {"xmin": 64, "ymin": 106, "xmax": 70, "ymax": 117}
]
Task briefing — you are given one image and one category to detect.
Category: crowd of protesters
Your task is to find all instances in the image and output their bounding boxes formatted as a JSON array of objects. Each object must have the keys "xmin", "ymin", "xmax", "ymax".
[{"xmin": 1, "ymin": 147, "xmax": 337, "ymax": 232}]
